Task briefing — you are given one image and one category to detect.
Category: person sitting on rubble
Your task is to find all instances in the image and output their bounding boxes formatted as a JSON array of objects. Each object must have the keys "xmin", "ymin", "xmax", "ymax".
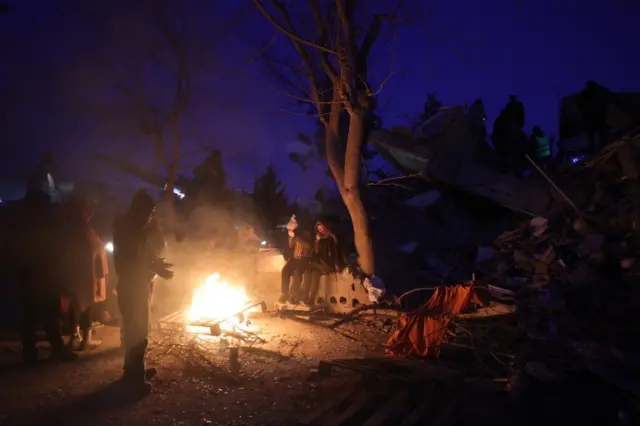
[
  {"xmin": 579, "ymin": 80, "xmax": 611, "ymax": 154},
  {"xmin": 279, "ymin": 226, "xmax": 313, "ymax": 305},
  {"xmin": 300, "ymin": 220, "xmax": 348, "ymax": 307}
]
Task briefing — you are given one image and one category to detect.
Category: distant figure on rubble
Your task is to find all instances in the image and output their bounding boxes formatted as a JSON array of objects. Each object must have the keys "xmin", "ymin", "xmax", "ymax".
[
  {"xmin": 468, "ymin": 99, "xmax": 487, "ymax": 143},
  {"xmin": 18, "ymin": 189, "xmax": 76, "ymax": 364},
  {"xmin": 64, "ymin": 195, "xmax": 108, "ymax": 351},
  {"xmin": 504, "ymin": 95, "xmax": 525, "ymax": 129},
  {"xmin": 113, "ymin": 190, "xmax": 173, "ymax": 386},
  {"xmin": 279, "ymin": 215, "xmax": 313, "ymax": 304},
  {"xmin": 492, "ymin": 109, "xmax": 510, "ymax": 172},
  {"xmin": 530, "ymin": 126, "xmax": 551, "ymax": 168},
  {"xmin": 300, "ymin": 220, "xmax": 347, "ymax": 307},
  {"xmin": 579, "ymin": 80, "xmax": 611, "ymax": 154},
  {"xmin": 26, "ymin": 151, "xmax": 54, "ymax": 194}
]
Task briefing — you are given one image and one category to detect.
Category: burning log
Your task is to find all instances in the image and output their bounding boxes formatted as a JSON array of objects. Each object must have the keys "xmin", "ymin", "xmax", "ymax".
[{"xmin": 205, "ymin": 301, "xmax": 267, "ymax": 337}]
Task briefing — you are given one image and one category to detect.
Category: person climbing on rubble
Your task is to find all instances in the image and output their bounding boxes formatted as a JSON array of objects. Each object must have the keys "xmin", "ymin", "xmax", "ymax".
[
  {"xmin": 300, "ymin": 220, "xmax": 348, "ymax": 307},
  {"xmin": 530, "ymin": 126, "xmax": 551, "ymax": 169},
  {"xmin": 504, "ymin": 95, "xmax": 525, "ymax": 129},
  {"xmin": 579, "ymin": 80, "xmax": 611, "ymax": 154},
  {"xmin": 113, "ymin": 189, "xmax": 173, "ymax": 386},
  {"xmin": 18, "ymin": 189, "xmax": 76, "ymax": 364},
  {"xmin": 279, "ymin": 215, "xmax": 313, "ymax": 304},
  {"xmin": 64, "ymin": 195, "xmax": 108, "ymax": 351}
]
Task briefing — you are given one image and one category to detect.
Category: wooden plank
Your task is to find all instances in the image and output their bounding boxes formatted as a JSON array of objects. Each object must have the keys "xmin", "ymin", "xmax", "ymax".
[
  {"xmin": 399, "ymin": 385, "xmax": 435, "ymax": 426},
  {"xmin": 298, "ymin": 385, "xmax": 360, "ymax": 426},
  {"xmin": 322, "ymin": 389, "xmax": 371, "ymax": 426},
  {"xmin": 431, "ymin": 392, "xmax": 464, "ymax": 426},
  {"xmin": 330, "ymin": 360, "xmax": 420, "ymax": 383},
  {"xmin": 362, "ymin": 389, "xmax": 410, "ymax": 426}
]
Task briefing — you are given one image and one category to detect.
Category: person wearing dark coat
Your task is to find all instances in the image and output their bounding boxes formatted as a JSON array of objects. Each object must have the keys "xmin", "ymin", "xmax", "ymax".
[
  {"xmin": 578, "ymin": 80, "xmax": 611, "ymax": 154},
  {"xmin": 504, "ymin": 95, "xmax": 525, "ymax": 129},
  {"xmin": 492, "ymin": 109, "xmax": 510, "ymax": 172},
  {"xmin": 18, "ymin": 190, "xmax": 76, "ymax": 364},
  {"xmin": 113, "ymin": 190, "xmax": 173, "ymax": 386},
  {"xmin": 300, "ymin": 221, "xmax": 347, "ymax": 306},
  {"xmin": 64, "ymin": 196, "xmax": 108, "ymax": 351}
]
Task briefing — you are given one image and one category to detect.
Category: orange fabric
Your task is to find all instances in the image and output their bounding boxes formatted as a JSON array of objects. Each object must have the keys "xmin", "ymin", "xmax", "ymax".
[{"xmin": 386, "ymin": 282, "xmax": 486, "ymax": 358}]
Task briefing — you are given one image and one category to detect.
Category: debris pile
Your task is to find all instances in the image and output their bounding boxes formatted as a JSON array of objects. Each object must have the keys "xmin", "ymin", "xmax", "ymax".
[{"xmin": 493, "ymin": 132, "xmax": 640, "ymax": 376}]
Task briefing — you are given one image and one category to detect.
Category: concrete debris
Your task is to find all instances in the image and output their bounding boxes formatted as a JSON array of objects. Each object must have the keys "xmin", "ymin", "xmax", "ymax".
[
  {"xmin": 406, "ymin": 190, "xmax": 441, "ymax": 207},
  {"xmin": 398, "ymin": 241, "xmax": 418, "ymax": 254}
]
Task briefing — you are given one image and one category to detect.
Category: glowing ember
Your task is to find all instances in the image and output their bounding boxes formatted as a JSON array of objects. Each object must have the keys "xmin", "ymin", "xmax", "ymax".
[{"xmin": 185, "ymin": 273, "xmax": 254, "ymax": 334}]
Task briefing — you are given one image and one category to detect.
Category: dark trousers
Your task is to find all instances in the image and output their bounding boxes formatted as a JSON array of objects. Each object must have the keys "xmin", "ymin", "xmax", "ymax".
[
  {"xmin": 281, "ymin": 258, "xmax": 307, "ymax": 301},
  {"xmin": 20, "ymin": 289, "xmax": 64, "ymax": 356},
  {"xmin": 301, "ymin": 261, "xmax": 332, "ymax": 304},
  {"xmin": 117, "ymin": 281, "xmax": 153, "ymax": 377}
]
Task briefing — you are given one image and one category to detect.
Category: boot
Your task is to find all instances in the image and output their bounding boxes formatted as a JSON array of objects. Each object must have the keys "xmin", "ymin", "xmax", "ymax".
[
  {"xmin": 68, "ymin": 326, "xmax": 83, "ymax": 351},
  {"xmin": 79, "ymin": 328, "xmax": 101, "ymax": 350}
]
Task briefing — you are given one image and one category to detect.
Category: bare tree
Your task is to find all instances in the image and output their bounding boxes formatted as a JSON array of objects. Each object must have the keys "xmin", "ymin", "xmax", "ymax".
[
  {"xmin": 68, "ymin": 1, "xmax": 246, "ymax": 211},
  {"xmin": 252, "ymin": 0, "xmax": 407, "ymax": 277}
]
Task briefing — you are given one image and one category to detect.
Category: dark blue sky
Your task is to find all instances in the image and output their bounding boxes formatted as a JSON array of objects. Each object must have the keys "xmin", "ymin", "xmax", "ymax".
[{"xmin": 2, "ymin": 0, "xmax": 639, "ymax": 202}]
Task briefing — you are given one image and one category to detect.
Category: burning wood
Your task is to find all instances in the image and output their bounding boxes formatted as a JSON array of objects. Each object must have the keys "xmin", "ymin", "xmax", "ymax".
[{"xmin": 158, "ymin": 272, "xmax": 266, "ymax": 340}]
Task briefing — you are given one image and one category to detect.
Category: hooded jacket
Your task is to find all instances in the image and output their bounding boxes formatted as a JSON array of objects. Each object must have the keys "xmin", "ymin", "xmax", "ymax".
[{"xmin": 112, "ymin": 190, "xmax": 159, "ymax": 284}]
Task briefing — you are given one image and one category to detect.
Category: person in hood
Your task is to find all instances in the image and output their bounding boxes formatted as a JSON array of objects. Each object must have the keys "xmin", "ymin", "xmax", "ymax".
[
  {"xmin": 300, "ymin": 220, "xmax": 347, "ymax": 306},
  {"xmin": 64, "ymin": 195, "xmax": 108, "ymax": 351},
  {"xmin": 113, "ymin": 189, "xmax": 173, "ymax": 386},
  {"xmin": 18, "ymin": 189, "xmax": 76, "ymax": 364}
]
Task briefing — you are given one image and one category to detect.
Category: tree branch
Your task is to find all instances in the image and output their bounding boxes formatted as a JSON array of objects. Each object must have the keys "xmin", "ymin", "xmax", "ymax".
[{"xmin": 252, "ymin": 0, "xmax": 338, "ymax": 55}]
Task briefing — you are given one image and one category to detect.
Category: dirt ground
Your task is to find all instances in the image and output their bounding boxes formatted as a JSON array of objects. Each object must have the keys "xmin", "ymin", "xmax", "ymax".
[{"xmin": 0, "ymin": 312, "xmax": 392, "ymax": 426}]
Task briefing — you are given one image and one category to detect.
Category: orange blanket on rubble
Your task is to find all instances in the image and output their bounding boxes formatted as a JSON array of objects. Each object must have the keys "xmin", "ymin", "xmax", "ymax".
[{"xmin": 386, "ymin": 282, "xmax": 486, "ymax": 357}]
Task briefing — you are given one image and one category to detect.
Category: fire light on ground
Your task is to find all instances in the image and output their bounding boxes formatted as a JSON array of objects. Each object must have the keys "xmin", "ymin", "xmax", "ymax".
[{"xmin": 185, "ymin": 272, "xmax": 257, "ymax": 336}]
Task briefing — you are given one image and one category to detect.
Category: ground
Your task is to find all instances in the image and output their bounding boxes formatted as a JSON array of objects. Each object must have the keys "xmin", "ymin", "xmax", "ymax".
[{"xmin": 0, "ymin": 312, "xmax": 392, "ymax": 426}]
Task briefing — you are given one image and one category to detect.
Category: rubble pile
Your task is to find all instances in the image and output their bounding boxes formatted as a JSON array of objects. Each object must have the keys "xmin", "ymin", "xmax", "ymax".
[{"xmin": 493, "ymin": 131, "xmax": 640, "ymax": 367}]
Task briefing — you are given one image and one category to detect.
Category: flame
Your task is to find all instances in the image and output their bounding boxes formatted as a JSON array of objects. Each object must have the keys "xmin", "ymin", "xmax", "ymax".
[{"xmin": 185, "ymin": 273, "xmax": 253, "ymax": 334}]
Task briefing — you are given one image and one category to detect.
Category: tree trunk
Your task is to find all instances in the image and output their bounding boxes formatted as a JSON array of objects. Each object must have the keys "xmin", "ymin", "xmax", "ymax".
[
  {"xmin": 342, "ymin": 112, "xmax": 375, "ymax": 277},
  {"xmin": 323, "ymin": 90, "xmax": 375, "ymax": 276}
]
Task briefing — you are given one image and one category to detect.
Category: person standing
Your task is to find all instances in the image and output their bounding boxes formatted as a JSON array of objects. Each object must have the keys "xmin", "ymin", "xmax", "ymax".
[
  {"xmin": 18, "ymin": 190, "xmax": 76, "ymax": 364},
  {"xmin": 504, "ymin": 95, "xmax": 525, "ymax": 129},
  {"xmin": 530, "ymin": 126, "xmax": 551, "ymax": 169},
  {"xmin": 65, "ymin": 195, "xmax": 108, "ymax": 351},
  {"xmin": 579, "ymin": 80, "xmax": 611, "ymax": 154},
  {"xmin": 113, "ymin": 190, "xmax": 173, "ymax": 385}
]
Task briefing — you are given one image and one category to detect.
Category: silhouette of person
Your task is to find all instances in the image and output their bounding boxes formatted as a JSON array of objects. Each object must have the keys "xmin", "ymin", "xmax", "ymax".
[
  {"xmin": 579, "ymin": 80, "xmax": 611, "ymax": 154},
  {"xmin": 504, "ymin": 95, "xmax": 525, "ymax": 129}
]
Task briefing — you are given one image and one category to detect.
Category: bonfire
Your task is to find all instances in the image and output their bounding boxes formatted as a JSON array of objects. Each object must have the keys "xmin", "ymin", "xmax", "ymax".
[{"xmin": 184, "ymin": 273, "xmax": 259, "ymax": 336}]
